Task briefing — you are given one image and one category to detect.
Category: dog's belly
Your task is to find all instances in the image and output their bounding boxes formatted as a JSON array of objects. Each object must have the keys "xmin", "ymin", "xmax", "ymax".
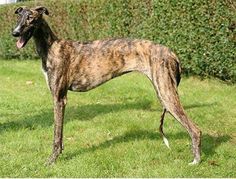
[
  {"xmin": 69, "ymin": 71, "xmax": 127, "ymax": 92},
  {"xmin": 69, "ymin": 80, "xmax": 105, "ymax": 92}
]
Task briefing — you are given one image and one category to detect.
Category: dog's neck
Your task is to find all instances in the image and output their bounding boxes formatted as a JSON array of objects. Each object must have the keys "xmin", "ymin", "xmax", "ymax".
[{"xmin": 33, "ymin": 18, "xmax": 58, "ymax": 70}]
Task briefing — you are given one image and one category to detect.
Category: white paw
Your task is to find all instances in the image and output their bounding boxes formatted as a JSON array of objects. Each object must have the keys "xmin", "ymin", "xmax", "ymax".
[{"xmin": 189, "ymin": 158, "xmax": 200, "ymax": 165}]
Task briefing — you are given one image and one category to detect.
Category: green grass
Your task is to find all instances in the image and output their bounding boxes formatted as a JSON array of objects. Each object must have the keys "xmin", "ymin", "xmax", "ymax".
[{"xmin": 0, "ymin": 60, "xmax": 236, "ymax": 177}]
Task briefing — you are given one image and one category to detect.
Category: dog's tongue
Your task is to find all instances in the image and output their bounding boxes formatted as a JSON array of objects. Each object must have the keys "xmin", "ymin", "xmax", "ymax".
[{"xmin": 16, "ymin": 37, "xmax": 25, "ymax": 49}]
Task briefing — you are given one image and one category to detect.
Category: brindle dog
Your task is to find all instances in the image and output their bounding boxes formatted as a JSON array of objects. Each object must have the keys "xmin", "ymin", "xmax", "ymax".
[{"xmin": 12, "ymin": 6, "xmax": 201, "ymax": 165}]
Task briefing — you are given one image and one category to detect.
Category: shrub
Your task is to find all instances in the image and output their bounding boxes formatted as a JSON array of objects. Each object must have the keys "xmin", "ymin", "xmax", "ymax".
[{"xmin": 0, "ymin": 0, "xmax": 235, "ymax": 82}]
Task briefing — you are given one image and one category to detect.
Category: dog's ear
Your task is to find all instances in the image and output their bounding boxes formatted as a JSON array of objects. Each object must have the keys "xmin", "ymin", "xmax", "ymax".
[
  {"xmin": 34, "ymin": 6, "xmax": 49, "ymax": 15},
  {"xmin": 15, "ymin": 6, "xmax": 26, "ymax": 14}
]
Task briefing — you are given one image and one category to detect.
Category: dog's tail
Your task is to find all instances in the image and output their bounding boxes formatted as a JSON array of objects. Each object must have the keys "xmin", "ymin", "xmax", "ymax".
[
  {"xmin": 170, "ymin": 51, "xmax": 181, "ymax": 87},
  {"xmin": 170, "ymin": 50, "xmax": 181, "ymax": 87},
  {"xmin": 176, "ymin": 58, "xmax": 181, "ymax": 87}
]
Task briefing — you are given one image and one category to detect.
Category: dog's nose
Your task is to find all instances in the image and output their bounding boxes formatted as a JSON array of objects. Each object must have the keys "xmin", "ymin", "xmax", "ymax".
[{"xmin": 12, "ymin": 30, "xmax": 20, "ymax": 37}]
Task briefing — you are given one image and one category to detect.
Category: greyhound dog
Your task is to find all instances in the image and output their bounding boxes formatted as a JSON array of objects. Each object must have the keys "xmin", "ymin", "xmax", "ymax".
[{"xmin": 12, "ymin": 6, "xmax": 201, "ymax": 165}]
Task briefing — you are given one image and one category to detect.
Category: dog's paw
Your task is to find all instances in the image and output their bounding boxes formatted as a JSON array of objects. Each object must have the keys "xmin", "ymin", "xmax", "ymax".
[{"xmin": 188, "ymin": 158, "xmax": 200, "ymax": 165}]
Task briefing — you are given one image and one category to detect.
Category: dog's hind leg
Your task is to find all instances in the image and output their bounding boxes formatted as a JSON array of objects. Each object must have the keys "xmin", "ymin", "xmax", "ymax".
[{"xmin": 151, "ymin": 58, "xmax": 201, "ymax": 164}]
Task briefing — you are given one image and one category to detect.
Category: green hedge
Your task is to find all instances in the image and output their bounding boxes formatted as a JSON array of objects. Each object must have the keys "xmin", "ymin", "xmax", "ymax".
[{"xmin": 0, "ymin": 0, "xmax": 235, "ymax": 82}]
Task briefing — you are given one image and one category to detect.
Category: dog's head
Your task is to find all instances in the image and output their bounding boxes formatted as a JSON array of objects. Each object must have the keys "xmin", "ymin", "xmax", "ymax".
[{"xmin": 12, "ymin": 6, "xmax": 49, "ymax": 49}]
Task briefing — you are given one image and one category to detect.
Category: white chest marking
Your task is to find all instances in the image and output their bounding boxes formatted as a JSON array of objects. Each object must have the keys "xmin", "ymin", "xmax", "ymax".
[{"xmin": 42, "ymin": 68, "xmax": 49, "ymax": 90}]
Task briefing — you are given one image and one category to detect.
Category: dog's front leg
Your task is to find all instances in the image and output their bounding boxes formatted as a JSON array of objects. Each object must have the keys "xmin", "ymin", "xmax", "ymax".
[{"xmin": 47, "ymin": 93, "xmax": 67, "ymax": 165}]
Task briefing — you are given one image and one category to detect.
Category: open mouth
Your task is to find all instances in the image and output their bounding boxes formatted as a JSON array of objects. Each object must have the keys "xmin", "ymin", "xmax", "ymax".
[{"xmin": 16, "ymin": 28, "xmax": 34, "ymax": 49}]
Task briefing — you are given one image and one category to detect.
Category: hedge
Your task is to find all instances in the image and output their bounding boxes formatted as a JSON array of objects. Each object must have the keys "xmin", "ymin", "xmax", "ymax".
[{"xmin": 0, "ymin": 0, "xmax": 235, "ymax": 82}]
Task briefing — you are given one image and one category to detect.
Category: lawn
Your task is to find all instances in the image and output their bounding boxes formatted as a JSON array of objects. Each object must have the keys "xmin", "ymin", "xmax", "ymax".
[{"xmin": 0, "ymin": 60, "xmax": 235, "ymax": 177}]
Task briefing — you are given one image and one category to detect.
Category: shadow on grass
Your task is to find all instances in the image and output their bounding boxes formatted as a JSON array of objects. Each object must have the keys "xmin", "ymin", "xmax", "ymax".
[
  {"xmin": 0, "ymin": 100, "xmax": 154, "ymax": 133},
  {"xmin": 63, "ymin": 129, "xmax": 230, "ymax": 162},
  {"xmin": 63, "ymin": 129, "xmax": 183, "ymax": 160},
  {"xmin": 184, "ymin": 102, "xmax": 218, "ymax": 110},
  {"xmin": 202, "ymin": 134, "xmax": 231, "ymax": 159},
  {"xmin": 0, "ymin": 100, "xmax": 216, "ymax": 133}
]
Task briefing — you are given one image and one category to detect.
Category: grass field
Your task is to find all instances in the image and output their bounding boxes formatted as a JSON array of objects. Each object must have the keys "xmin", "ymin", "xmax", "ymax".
[{"xmin": 0, "ymin": 60, "xmax": 236, "ymax": 177}]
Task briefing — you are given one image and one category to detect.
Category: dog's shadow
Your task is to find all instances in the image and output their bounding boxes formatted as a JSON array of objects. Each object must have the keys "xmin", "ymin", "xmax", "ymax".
[
  {"xmin": 0, "ymin": 100, "xmax": 154, "ymax": 132},
  {"xmin": 0, "ymin": 100, "xmax": 215, "ymax": 132},
  {"xmin": 0, "ymin": 100, "xmax": 230, "ymax": 160},
  {"xmin": 63, "ymin": 129, "xmax": 230, "ymax": 161}
]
